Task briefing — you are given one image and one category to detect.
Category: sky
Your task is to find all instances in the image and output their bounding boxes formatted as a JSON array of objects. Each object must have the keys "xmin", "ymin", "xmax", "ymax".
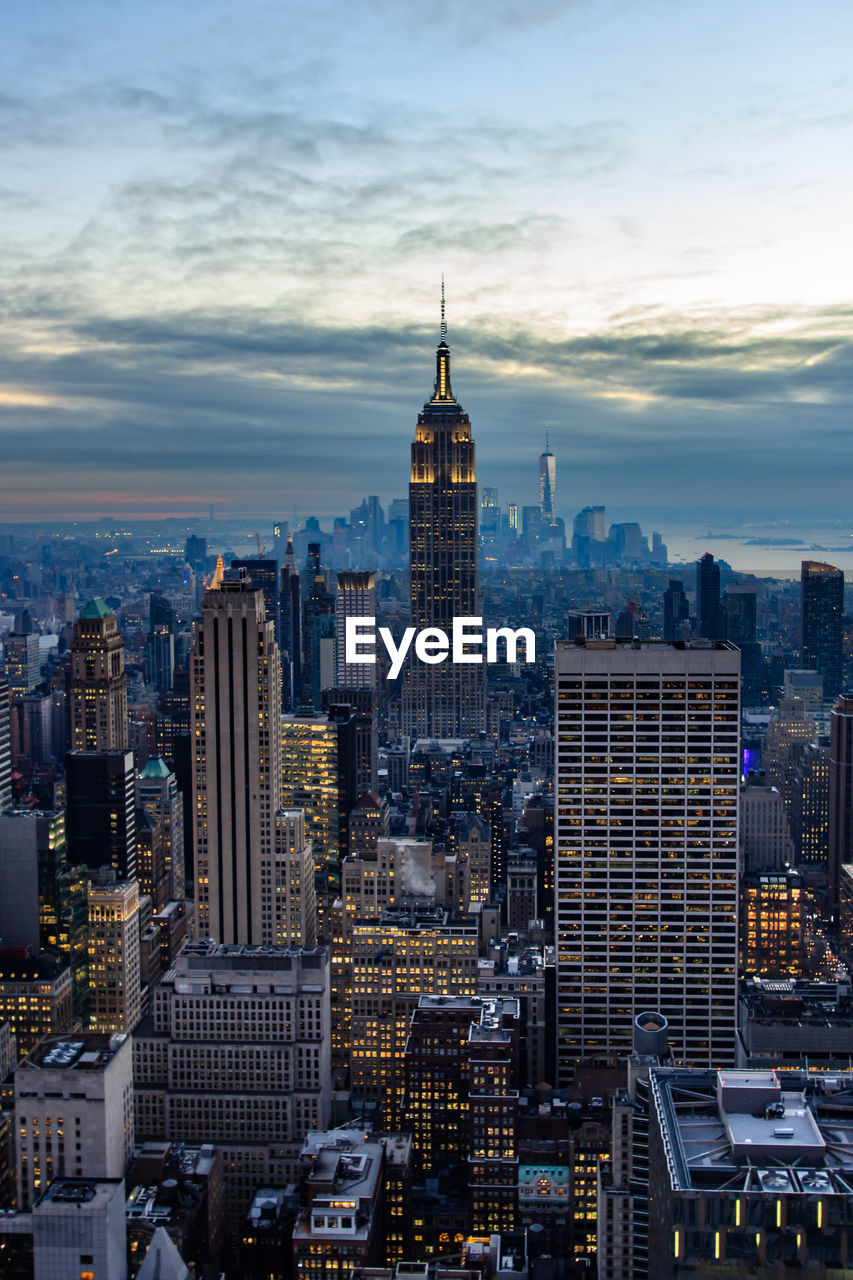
[{"xmin": 2, "ymin": 0, "xmax": 853, "ymax": 527}]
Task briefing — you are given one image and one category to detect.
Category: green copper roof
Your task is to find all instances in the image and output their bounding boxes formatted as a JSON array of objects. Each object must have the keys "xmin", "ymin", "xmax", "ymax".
[
  {"xmin": 139, "ymin": 756, "xmax": 171, "ymax": 778},
  {"xmin": 79, "ymin": 597, "xmax": 113, "ymax": 619}
]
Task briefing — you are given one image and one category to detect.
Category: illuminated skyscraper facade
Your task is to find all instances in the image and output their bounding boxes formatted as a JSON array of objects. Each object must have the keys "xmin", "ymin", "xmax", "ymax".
[
  {"xmin": 70, "ymin": 598, "xmax": 128, "ymax": 752},
  {"xmin": 554, "ymin": 640, "xmax": 740, "ymax": 1081},
  {"xmin": 402, "ymin": 321, "xmax": 485, "ymax": 738}
]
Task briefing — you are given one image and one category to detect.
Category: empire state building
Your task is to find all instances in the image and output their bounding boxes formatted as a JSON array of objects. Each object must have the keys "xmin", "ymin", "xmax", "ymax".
[{"xmin": 402, "ymin": 309, "xmax": 485, "ymax": 738}]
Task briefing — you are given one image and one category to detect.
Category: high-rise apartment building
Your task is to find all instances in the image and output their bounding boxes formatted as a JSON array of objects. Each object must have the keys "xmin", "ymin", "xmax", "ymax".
[
  {"xmin": 70, "ymin": 598, "xmax": 128, "ymax": 752},
  {"xmin": 133, "ymin": 942, "xmax": 331, "ymax": 1226},
  {"xmin": 801, "ymin": 560, "xmax": 844, "ymax": 700},
  {"xmin": 335, "ymin": 571, "xmax": 376, "ymax": 690},
  {"xmin": 554, "ymin": 640, "xmax": 740, "ymax": 1080},
  {"xmin": 191, "ymin": 571, "xmax": 282, "ymax": 945},
  {"xmin": 14, "ymin": 1031, "xmax": 134, "ymax": 1210},
  {"xmin": 88, "ymin": 878, "xmax": 142, "ymax": 1034},
  {"xmin": 402, "ymin": 318, "xmax": 485, "ymax": 738}
]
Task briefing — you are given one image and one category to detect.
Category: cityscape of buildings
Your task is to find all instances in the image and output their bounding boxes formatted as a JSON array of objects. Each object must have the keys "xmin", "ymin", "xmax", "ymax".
[{"xmin": 0, "ymin": 316, "xmax": 852, "ymax": 1280}]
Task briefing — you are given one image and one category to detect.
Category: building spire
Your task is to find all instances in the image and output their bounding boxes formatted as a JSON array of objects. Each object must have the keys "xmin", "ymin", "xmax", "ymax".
[
  {"xmin": 432, "ymin": 277, "xmax": 454, "ymax": 402},
  {"xmin": 545, "ymin": 425, "xmax": 550, "ymax": 453}
]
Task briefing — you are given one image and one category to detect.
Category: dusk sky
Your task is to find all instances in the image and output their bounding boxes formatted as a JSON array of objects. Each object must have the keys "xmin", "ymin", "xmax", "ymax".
[{"xmin": 3, "ymin": 0, "xmax": 853, "ymax": 526}]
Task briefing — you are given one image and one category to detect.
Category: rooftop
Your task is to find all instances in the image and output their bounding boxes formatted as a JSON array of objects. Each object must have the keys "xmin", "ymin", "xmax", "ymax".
[
  {"xmin": 652, "ymin": 1067, "xmax": 853, "ymax": 1195},
  {"xmin": 21, "ymin": 1032, "xmax": 128, "ymax": 1072},
  {"xmin": 79, "ymin": 597, "xmax": 113, "ymax": 620}
]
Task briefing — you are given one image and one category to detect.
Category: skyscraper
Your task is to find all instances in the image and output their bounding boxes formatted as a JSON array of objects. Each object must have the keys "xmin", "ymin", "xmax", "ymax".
[
  {"xmin": 402, "ymin": 301, "xmax": 485, "ymax": 738},
  {"xmin": 0, "ymin": 675, "xmax": 11, "ymax": 813},
  {"xmin": 801, "ymin": 559, "xmax": 844, "ymax": 700},
  {"xmin": 539, "ymin": 430, "xmax": 556, "ymax": 526},
  {"xmin": 828, "ymin": 693, "xmax": 853, "ymax": 914},
  {"xmin": 696, "ymin": 552, "xmax": 724, "ymax": 641},
  {"xmin": 70, "ymin": 598, "xmax": 128, "ymax": 752},
  {"xmin": 554, "ymin": 640, "xmax": 740, "ymax": 1079},
  {"xmin": 335, "ymin": 570, "xmax": 376, "ymax": 690},
  {"xmin": 66, "ymin": 749, "xmax": 137, "ymax": 880},
  {"xmin": 191, "ymin": 569, "xmax": 282, "ymax": 944},
  {"xmin": 280, "ymin": 533, "xmax": 302, "ymax": 710},
  {"xmin": 3, "ymin": 632, "xmax": 40, "ymax": 697},
  {"xmin": 662, "ymin": 579, "xmax": 689, "ymax": 641}
]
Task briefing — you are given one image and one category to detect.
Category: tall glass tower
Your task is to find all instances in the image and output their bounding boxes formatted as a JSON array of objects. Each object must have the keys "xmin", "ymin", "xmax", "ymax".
[
  {"xmin": 402, "ymin": 305, "xmax": 485, "ymax": 738},
  {"xmin": 539, "ymin": 430, "xmax": 556, "ymax": 525},
  {"xmin": 801, "ymin": 559, "xmax": 844, "ymax": 700}
]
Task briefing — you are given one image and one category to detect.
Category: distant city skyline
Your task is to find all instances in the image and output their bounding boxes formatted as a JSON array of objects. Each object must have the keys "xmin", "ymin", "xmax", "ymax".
[{"xmin": 2, "ymin": 1, "xmax": 853, "ymax": 521}]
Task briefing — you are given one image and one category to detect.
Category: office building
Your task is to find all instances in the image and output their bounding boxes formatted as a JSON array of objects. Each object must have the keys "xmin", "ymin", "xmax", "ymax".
[
  {"xmin": 696, "ymin": 553, "xmax": 724, "ymax": 641},
  {"xmin": 0, "ymin": 952, "xmax": 75, "ymax": 1062},
  {"xmin": 281, "ymin": 711, "xmax": 339, "ymax": 869},
  {"xmin": 0, "ymin": 809, "xmax": 89, "ymax": 1021},
  {"xmin": 185, "ymin": 535, "xmax": 207, "ymax": 570},
  {"xmin": 647, "ymin": 1066, "xmax": 853, "ymax": 1277},
  {"xmin": 739, "ymin": 776, "xmax": 794, "ymax": 872},
  {"xmin": 787, "ymin": 738, "xmax": 830, "ymax": 866},
  {"xmin": 14, "ymin": 1031, "xmax": 134, "ymax": 1210},
  {"xmin": 348, "ymin": 905, "xmax": 479, "ymax": 1126},
  {"xmin": 70, "ymin": 598, "xmax": 128, "ymax": 752},
  {"xmin": 761, "ymin": 700, "xmax": 815, "ymax": 789},
  {"xmin": 829, "ymin": 693, "xmax": 853, "ymax": 913},
  {"xmin": 33, "ymin": 1179, "xmax": 129, "ymax": 1280},
  {"xmin": 539, "ymin": 433, "xmax": 556, "ymax": 525},
  {"xmin": 783, "ymin": 668, "xmax": 824, "ymax": 719},
  {"xmin": 302, "ymin": 545, "xmax": 336, "ymax": 709},
  {"xmin": 292, "ymin": 1129, "xmax": 386, "ymax": 1280},
  {"xmin": 126, "ymin": 1139, "xmax": 224, "ymax": 1277},
  {"xmin": 232, "ymin": 557, "xmax": 280, "ymax": 644},
  {"xmin": 280, "ymin": 534, "xmax": 302, "ymax": 711},
  {"xmin": 4, "ymin": 632, "xmax": 40, "ymax": 698},
  {"xmin": 240, "ymin": 1184, "xmax": 297, "ymax": 1280},
  {"xmin": 191, "ymin": 571, "xmax": 282, "ymax": 945},
  {"xmin": 66, "ymin": 749, "xmax": 137, "ymax": 880},
  {"xmin": 272, "ymin": 808, "xmax": 317, "ymax": 946},
  {"xmin": 88, "ymin": 878, "xmax": 142, "ymax": 1034},
  {"xmin": 137, "ymin": 756, "xmax": 185, "ymax": 902},
  {"xmin": 740, "ymin": 869, "xmax": 803, "ymax": 978},
  {"xmin": 0, "ymin": 676, "xmax": 11, "ymax": 813},
  {"xmin": 335, "ymin": 571, "xmax": 376, "ymax": 690},
  {"xmin": 801, "ymin": 560, "xmax": 844, "ymax": 700},
  {"xmin": 736, "ymin": 974, "xmax": 853, "ymax": 1068},
  {"xmin": 662, "ymin": 580, "xmax": 689, "ymax": 642},
  {"xmin": 554, "ymin": 640, "xmax": 740, "ymax": 1079},
  {"xmin": 402, "ymin": 315, "xmax": 485, "ymax": 738},
  {"xmin": 133, "ymin": 942, "xmax": 331, "ymax": 1228}
]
